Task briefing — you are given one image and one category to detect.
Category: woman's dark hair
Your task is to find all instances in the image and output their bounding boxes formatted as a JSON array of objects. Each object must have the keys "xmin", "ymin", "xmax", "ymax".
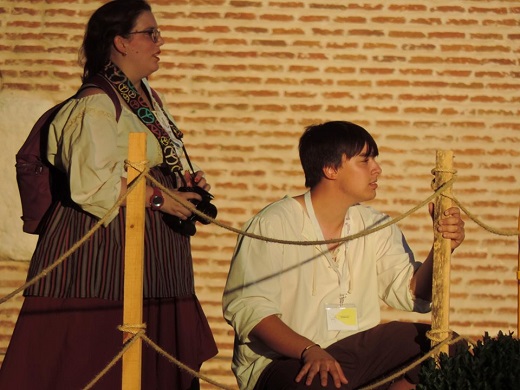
[
  {"xmin": 299, "ymin": 121, "xmax": 379, "ymax": 188},
  {"xmin": 80, "ymin": 0, "xmax": 151, "ymax": 82}
]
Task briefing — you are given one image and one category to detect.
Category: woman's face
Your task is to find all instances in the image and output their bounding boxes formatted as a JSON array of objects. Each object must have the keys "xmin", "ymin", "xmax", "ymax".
[{"xmin": 120, "ymin": 11, "xmax": 164, "ymax": 81}]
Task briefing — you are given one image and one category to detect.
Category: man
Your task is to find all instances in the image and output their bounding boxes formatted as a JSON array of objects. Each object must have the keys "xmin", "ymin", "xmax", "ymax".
[{"xmin": 223, "ymin": 121, "xmax": 465, "ymax": 389}]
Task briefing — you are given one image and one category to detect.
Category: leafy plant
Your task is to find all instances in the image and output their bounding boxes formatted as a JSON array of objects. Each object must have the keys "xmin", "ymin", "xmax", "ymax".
[{"xmin": 418, "ymin": 331, "xmax": 520, "ymax": 390}]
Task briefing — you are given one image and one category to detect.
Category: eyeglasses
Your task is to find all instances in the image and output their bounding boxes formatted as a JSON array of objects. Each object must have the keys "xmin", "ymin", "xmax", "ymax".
[{"xmin": 127, "ymin": 28, "xmax": 161, "ymax": 43}]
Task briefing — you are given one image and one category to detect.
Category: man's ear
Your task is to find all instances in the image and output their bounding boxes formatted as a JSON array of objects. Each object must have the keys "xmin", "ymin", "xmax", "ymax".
[{"xmin": 322, "ymin": 165, "xmax": 337, "ymax": 180}]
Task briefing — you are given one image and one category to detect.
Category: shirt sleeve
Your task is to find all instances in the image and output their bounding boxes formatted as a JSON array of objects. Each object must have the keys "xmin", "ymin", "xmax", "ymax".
[
  {"xmin": 47, "ymin": 94, "xmax": 124, "ymax": 224},
  {"xmin": 375, "ymin": 220, "xmax": 431, "ymax": 313},
  {"xmin": 223, "ymin": 215, "xmax": 285, "ymax": 343}
]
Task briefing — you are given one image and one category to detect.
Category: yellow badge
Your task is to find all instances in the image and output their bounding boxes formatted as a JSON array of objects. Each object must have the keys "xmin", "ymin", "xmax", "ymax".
[
  {"xmin": 336, "ymin": 307, "xmax": 358, "ymax": 326},
  {"xmin": 325, "ymin": 304, "xmax": 359, "ymax": 331}
]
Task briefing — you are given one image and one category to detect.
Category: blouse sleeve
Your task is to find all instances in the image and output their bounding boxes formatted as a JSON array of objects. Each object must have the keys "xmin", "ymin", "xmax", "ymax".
[{"xmin": 47, "ymin": 94, "xmax": 126, "ymax": 224}]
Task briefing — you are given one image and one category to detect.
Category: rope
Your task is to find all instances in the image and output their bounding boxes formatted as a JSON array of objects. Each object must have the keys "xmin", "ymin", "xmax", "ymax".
[
  {"xmin": 146, "ymin": 170, "xmax": 457, "ymax": 246},
  {"xmin": 2, "ymin": 159, "xmax": 518, "ymax": 389},
  {"xmin": 358, "ymin": 332, "xmax": 476, "ymax": 390},
  {"xmin": 427, "ymin": 328, "xmax": 453, "ymax": 345},
  {"xmin": 132, "ymin": 162, "xmax": 520, "ymax": 242},
  {"xmin": 452, "ymin": 196, "xmax": 519, "ymax": 236},
  {"xmin": 429, "ymin": 168, "xmax": 518, "ymax": 236},
  {"xmin": 0, "ymin": 163, "xmax": 149, "ymax": 305},
  {"xmin": 82, "ymin": 320, "xmax": 475, "ymax": 390},
  {"xmin": 82, "ymin": 322, "xmax": 235, "ymax": 390},
  {"xmin": 139, "ymin": 333, "xmax": 235, "ymax": 390},
  {"xmin": 82, "ymin": 321, "xmax": 476, "ymax": 390},
  {"xmin": 431, "ymin": 167, "xmax": 458, "ymax": 176},
  {"xmin": 82, "ymin": 327, "xmax": 147, "ymax": 390}
]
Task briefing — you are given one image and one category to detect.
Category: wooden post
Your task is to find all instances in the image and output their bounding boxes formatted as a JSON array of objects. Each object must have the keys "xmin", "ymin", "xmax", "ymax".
[
  {"xmin": 431, "ymin": 150, "xmax": 454, "ymax": 357},
  {"xmin": 517, "ymin": 208, "xmax": 519, "ymax": 338},
  {"xmin": 122, "ymin": 133, "xmax": 147, "ymax": 390}
]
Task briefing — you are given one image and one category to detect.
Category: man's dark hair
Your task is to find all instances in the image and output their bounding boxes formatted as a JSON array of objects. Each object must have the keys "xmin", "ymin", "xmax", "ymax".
[
  {"xmin": 299, "ymin": 121, "xmax": 379, "ymax": 188},
  {"xmin": 80, "ymin": 0, "xmax": 152, "ymax": 82}
]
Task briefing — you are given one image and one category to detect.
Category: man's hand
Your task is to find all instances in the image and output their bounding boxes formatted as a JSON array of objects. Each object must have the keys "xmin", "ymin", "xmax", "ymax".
[
  {"xmin": 295, "ymin": 346, "xmax": 348, "ymax": 388},
  {"xmin": 429, "ymin": 203, "xmax": 465, "ymax": 250}
]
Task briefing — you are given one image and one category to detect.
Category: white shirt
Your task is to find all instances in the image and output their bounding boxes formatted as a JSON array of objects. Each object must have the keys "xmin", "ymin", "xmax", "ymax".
[{"xmin": 222, "ymin": 194, "xmax": 430, "ymax": 390}]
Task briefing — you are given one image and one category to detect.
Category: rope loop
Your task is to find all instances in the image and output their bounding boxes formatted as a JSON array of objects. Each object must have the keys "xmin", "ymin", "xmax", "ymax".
[
  {"xmin": 119, "ymin": 323, "xmax": 147, "ymax": 335},
  {"xmin": 426, "ymin": 328, "xmax": 454, "ymax": 344},
  {"xmin": 431, "ymin": 167, "xmax": 457, "ymax": 175},
  {"xmin": 124, "ymin": 159, "xmax": 150, "ymax": 175}
]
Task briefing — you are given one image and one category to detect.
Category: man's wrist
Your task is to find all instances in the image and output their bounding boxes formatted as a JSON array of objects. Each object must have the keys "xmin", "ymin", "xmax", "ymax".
[{"xmin": 300, "ymin": 343, "xmax": 321, "ymax": 362}]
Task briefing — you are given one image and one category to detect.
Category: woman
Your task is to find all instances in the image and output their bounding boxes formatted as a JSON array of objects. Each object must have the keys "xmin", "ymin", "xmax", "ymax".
[{"xmin": 0, "ymin": 1, "xmax": 217, "ymax": 389}]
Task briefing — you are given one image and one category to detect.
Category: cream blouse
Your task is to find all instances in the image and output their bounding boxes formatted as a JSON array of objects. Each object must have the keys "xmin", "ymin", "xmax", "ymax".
[{"xmin": 47, "ymin": 83, "xmax": 191, "ymax": 224}]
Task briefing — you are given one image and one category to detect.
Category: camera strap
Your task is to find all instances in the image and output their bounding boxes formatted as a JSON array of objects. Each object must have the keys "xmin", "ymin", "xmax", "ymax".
[
  {"xmin": 101, "ymin": 61, "xmax": 184, "ymax": 174},
  {"xmin": 180, "ymin": 145, "xmax": 197, "ymax": 184}
]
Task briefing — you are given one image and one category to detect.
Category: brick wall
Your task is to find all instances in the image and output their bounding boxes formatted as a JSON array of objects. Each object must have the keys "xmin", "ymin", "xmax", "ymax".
[{"xmin": 1, "ymin": 1, "xmax": 519, "ymax": 388}]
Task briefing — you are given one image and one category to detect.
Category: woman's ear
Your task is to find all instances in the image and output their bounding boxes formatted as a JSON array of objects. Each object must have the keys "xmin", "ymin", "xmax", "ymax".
[{"xmin": 113, "ymin": 35, "xmax": 127, "ymax": 56}]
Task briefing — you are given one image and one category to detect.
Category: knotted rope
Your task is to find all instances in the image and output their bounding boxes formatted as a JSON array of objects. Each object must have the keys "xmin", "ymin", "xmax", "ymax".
[{"xmin": 2, "ymin": 159, "xmax": 518, "ymax": 390}]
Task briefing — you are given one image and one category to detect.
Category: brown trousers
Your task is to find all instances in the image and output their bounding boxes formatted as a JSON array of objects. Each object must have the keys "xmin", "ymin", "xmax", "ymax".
[{"xmin": 254, "ymin": 321, "xmax": 433, "ymax": 390}]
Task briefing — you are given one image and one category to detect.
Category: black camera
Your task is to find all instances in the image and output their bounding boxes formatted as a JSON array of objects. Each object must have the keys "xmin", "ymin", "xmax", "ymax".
[{"xmin": 164, "ymin": 186, "xmax": 217, "ymax": 236}]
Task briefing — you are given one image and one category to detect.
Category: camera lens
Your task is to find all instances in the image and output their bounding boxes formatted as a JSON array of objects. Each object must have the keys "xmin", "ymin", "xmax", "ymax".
[
  {"xmin": 163, "ymin": 214, "xmax": 197, "ymax": 236},
  {"xmin": 193, "ymin": 201, "xmax": 217, "ymax": 224}
]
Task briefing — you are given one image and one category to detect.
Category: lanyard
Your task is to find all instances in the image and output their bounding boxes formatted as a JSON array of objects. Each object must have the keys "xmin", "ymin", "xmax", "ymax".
[{"xmin": 304, "ymin": 191, "xmax": 351, "ymax": 304}]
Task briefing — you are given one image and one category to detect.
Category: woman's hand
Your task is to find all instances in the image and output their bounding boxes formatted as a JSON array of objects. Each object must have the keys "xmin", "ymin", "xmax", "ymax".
[
  {"xmin": 154, "ymin": 170, "xmax": 212, "ymax": 220},
  {"xmin": 296, "ymin": 346, "xmax": 348, "ymax": 388},
  {"xmin": 161, "ymin": 188, "xmax": 201, "ymax": 220},
  {"xmin": 184, "ymin": 170, "xmax": 211, "ymax": 192}
]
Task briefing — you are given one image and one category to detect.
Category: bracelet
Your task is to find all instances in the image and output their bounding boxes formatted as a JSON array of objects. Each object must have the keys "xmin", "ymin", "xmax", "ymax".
[{"xmin": 300, "ymin": 343, "xmax": 320, "ymax": 362}]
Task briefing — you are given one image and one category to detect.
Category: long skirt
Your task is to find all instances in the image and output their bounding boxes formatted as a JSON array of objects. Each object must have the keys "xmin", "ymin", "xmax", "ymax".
[{"xmin": 0, "ymin": 295, "xmax": 218, "ymax": 390}]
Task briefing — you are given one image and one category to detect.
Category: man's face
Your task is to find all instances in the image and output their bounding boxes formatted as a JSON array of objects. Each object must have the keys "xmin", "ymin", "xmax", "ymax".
[{"xmin": 333, "ymin": 144, "xmax": 382, "ymax": 205}]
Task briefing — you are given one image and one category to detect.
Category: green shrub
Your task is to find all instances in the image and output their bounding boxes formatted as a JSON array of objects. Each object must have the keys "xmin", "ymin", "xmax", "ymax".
[{"xmin": 418, "ymin": 331, "xmax": 520, "ymax": 390}]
